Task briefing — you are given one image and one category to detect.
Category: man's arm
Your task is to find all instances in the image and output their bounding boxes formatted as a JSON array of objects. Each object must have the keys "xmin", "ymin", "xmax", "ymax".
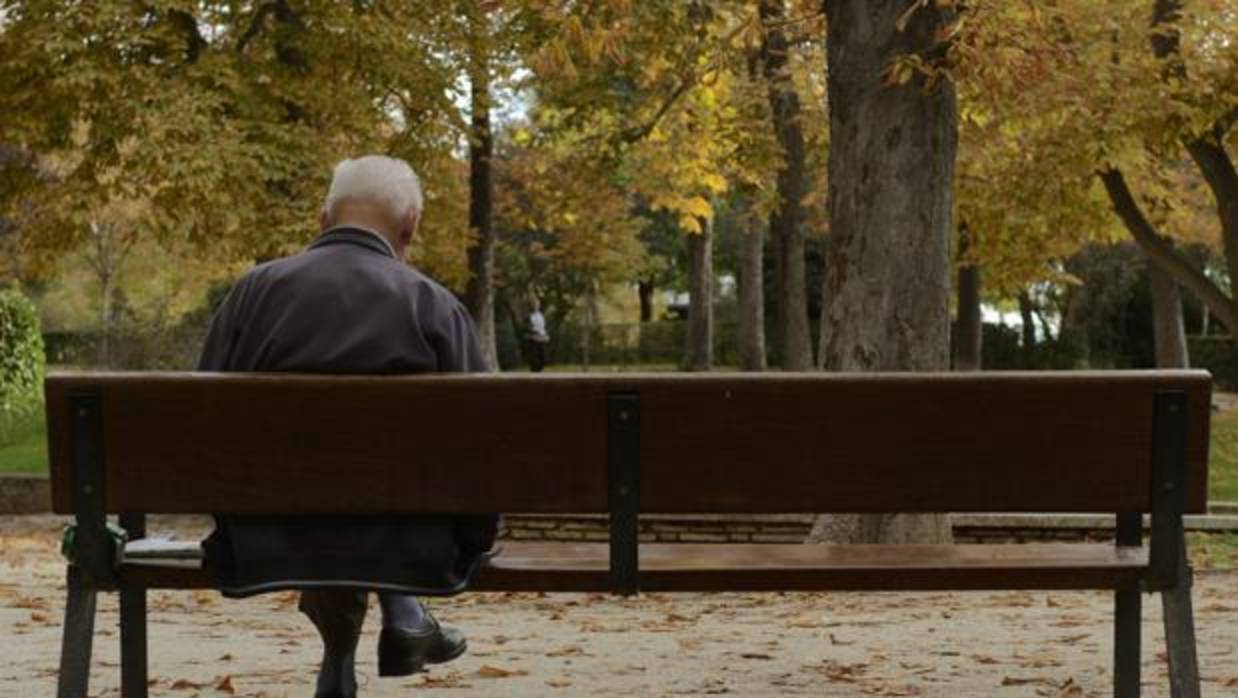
[{"xmin": 438, "ymin": 303, "xmax": 487, "ymax": 373}]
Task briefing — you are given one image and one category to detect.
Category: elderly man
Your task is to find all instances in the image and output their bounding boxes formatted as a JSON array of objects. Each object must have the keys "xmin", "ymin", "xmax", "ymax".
[{"xmin": 197, "ymin": 155, "xmax": 498, "ymax": 698}]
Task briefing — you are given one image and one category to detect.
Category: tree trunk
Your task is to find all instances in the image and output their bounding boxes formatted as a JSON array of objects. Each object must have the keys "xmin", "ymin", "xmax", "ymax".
[
  {"xmin": 465, "ymin": 53, "xmax": 498, "ymax": 371},
  {"xmin": 580, "ymin": 285, "xmax": 596, "ymax": 372},
  {"xmin": 760, "ymin": 0, "xmax": 812, "ymax": 371},
  {"xmin": 1150, "ymin": 264, "xmax": 1190, "ymax": 368},
  {"xmin": 954, "ymin": 230, "xmax": 982, "ymax": 371},
  {"xmin": 638, "ymin": 281, "xmax": 654, "ymax": 323},
  {"xmin": 1018, "ymin": 291, "xmax": 1036, "ymax": 351},
  {"xmin": 738, "ymin": 224, "xmax": 767, "ymax": 371},
  {"xmin": 1034, "ymin": 307, "xmax": 1055, "ymax": 342},
  {"xmin": 1201, "ymin": 304, "xmax": 1210, "ymax": 337},
  {"xmin": 684, "ymin": 217, "xmax": 714, "ymax": 372},
  {"xmin": 811, "ymin": 0, "xmax": 957, "ymax": 545},
  {"xmin": 98, "ymin": 272, "xmax": 113, "ymax": 369}
]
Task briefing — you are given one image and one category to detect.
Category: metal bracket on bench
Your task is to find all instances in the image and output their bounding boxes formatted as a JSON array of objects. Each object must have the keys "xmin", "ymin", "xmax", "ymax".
[
  {"xmin": 1146, "ymin": 390, "xmax": 1188, "ymax": 592},
  {"xmin": 70, "ymin": 392, "xmax": 117, "ymax": 588},
  {"xmin": 607, "ymin": 393, "xmax": 640, "ymax": 596}
]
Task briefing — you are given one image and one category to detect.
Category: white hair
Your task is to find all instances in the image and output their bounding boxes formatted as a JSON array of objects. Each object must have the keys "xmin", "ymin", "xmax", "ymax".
[{"xmin": 323, "ymin": 155, "xmax": 423, "ymax": 220}]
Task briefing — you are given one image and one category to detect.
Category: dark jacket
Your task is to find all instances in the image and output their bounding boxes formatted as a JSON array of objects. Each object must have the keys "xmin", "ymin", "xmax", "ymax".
[{"xmin": 197, "ymin": 227, "xmax": 499, "ymax": 597}]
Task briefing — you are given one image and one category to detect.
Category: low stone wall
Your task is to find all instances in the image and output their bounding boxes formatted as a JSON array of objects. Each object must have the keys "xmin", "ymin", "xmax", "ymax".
[
  {"xmin": 503, "ymin": 514, "xmax": 814, "ymax": 544},
  {"xmin": 502, "ymin": 512, "xmax": 1238, "ymax": 544},
  {"xmin": 0, "ymin": 475, "xmax": 51, "ymax": 514}
]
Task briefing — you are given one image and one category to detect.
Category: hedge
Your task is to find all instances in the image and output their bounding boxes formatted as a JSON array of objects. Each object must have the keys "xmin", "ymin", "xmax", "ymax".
[
  {"xmin": 0, "ymin": 289, "xmax": 45, "ymax": 445},
  {"xmin": 1189, "ymin": 337, "xmax": 1238, "ymax": 390}
]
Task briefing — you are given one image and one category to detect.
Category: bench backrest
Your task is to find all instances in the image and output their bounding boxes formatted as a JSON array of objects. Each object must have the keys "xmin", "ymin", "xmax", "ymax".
[{"xmin": 46, "ymin": 371, "xmax": 1211, "ymax": 516}]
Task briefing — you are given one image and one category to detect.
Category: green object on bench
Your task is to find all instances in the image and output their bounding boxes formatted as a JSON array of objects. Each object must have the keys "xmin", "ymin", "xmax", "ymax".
[
  {"xmin": 45, "ymin": 370, "xmax": 1212, "ymax": 698},
  {"xmin": 60, "ymin": 522, "xmax": 127, "ymax": 569}
]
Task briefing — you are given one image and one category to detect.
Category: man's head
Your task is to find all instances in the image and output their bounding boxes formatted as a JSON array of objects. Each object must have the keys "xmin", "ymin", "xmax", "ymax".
[{"xmin": 320, "ymin": 155, "xmax": 423, "ymax": 256}]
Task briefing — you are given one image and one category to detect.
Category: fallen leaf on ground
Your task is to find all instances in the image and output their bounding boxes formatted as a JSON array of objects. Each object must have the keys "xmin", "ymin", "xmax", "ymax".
[
  {"xmin": 478, "ymin": 664, "xmax": 530, "ymax": 679},
  {"xmin": 1002, "ymin": 676, "xmax": 1052, "ymax": 687}
]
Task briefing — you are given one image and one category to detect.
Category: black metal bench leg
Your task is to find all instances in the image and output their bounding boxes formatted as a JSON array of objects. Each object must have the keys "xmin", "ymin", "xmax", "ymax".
[
  {"xmin": 120, "ymin": 585, "xmax": 148, "ymax": 697},
  {"xmin": 1115, "ymin": 584, "xmax": 1141, "ymax": 698},
  {"xmin": 1161, "ymin": 532, "xmax": 1200, "ymax": 698},
  {"xmin": 58, "ymin": 566, "xmax": 98, "ymax": 698}
]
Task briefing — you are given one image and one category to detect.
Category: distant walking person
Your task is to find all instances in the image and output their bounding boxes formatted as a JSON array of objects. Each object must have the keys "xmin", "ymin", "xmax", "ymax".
[
  {"xmin": 197, "ymin": 155, "xmax": 497, "ymax": 698},
  {"xmin": 526, "ymin": 300, "xmax": 549, "ymax": 372}
]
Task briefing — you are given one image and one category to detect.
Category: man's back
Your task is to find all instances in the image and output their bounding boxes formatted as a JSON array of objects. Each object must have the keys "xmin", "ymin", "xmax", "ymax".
[{"xmin": 199, "ymin": 228, "xmax": 483, "ymax": 374}]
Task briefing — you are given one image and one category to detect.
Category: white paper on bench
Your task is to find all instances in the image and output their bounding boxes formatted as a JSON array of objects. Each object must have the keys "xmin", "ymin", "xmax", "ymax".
[{"xmin": 122, "ymin": 536, "xmax": 204, "ymax": 561}]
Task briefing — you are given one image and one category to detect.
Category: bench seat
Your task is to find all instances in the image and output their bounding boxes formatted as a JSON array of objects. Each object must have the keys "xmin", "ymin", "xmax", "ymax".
[{"xmin": 118, "ymin": 541, "xmax": 1149, "ymax": 593}]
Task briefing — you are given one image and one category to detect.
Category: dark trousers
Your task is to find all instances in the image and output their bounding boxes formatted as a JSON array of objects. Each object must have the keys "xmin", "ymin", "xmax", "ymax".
[
  {"xmin": 527, "ymin": 340, "xmax": 546, "ymax": 372},
  {"xmin": 299, "ymin": 590, "xmax": 368, "ymax": 655}
]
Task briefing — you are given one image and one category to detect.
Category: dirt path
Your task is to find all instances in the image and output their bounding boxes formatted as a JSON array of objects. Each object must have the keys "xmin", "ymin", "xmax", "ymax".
[{"xmin": 2, "ymin": 514, "xmax": 1237, "ymax": 697}]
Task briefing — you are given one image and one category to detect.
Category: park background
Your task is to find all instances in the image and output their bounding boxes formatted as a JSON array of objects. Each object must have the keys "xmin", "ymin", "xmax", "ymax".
[{"xmin": 0, "ymin": 2, "xmax": 1235, "ymax": 544}]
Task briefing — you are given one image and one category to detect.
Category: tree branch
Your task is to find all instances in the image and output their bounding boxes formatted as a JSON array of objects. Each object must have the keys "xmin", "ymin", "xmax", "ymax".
[
  {"xmin": 168, "ymin": 9, "xmax": 207, "ymax": 64},
  {"xmin": 1099, "ymin": 167, "xmax": 1237, "ymax": 331},
  {"xmin": 237, "ymin": 2, "xmax": 278, "ymax": 54}
]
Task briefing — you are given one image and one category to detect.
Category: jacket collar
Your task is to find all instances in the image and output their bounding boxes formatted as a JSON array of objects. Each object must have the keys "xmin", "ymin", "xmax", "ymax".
[{"xmin": 309, "ymin": 225, "xmax": 397, "ymax": 259}]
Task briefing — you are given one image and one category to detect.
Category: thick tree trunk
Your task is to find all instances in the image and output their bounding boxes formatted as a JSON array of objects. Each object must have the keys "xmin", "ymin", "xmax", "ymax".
[
  {"xmin": 684, "ymin": 217, "xmax": 714, "ymax": 372},
  {"xmin": 738, "ymin": 225, "xmax": 767, "ymax": 372},
  {"xmin": 465, "ymin": 56, "xmax": 498, "ymax": 371},
  {"xmin": 1150, "ymin": 264, "xmax": 1190, "ymax": 368},
  {"xmin": 811, "ymin": 0, "xmax": 957, "ymax": 545},
  {"xmin": 954, "ymin": 230, "xmax": 982, "ymax": 371},
  {"xmin": 760, "ymin": 0, "xmax": 812, "ymax": 371},
  {"xmin": 638, "ymin": 281, "xmax": 654, "ymax": 323}
]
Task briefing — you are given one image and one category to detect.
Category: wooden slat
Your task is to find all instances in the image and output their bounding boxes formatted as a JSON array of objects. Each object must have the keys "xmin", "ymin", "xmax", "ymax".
[
  {"xmin": 46, "ymin": 371, "xmax": 1211, "ymax": 515},
  {"xmin": 480, "ymin": 543, "xmax": 1148, "ymax": 591},
  {"xmin": 118, "ymin": 542, "xmax": 1148, "ymax": 593}
]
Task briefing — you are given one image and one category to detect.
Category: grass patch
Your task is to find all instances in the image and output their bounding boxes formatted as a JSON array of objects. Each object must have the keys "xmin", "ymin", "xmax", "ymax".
[
  {"xmin": 1189, "ymin": 532, "xmax": 1238, "ymax": 569},
  {"xmin": 0, "ymin": 410, "xmax": 47, "ymax": 475},
  {"xmin": 1209, "ymin": 407, "xmax": 1238, "ymax": 502}
]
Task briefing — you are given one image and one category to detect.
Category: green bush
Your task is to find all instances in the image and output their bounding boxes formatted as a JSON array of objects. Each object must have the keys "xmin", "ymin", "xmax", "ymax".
[
  {"xmin": 0, "ymin": 289, "xmax": 45, "ymax": 446},
  {"xmin": 1189, "ymin": 337, "xmax": 1238, "ymax": 390}
]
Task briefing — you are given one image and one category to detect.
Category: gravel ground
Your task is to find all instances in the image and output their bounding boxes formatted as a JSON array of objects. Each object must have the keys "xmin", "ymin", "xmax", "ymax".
[{"xmin": 2, "ymin": 514, "xmax": 1237, "ymax": 697}]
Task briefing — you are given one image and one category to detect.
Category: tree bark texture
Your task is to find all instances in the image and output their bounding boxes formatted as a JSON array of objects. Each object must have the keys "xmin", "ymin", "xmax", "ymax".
[
  {"xmin": 638, "ymin": 281, "xmax": 654, "ymax": 323},
  {"xmin": 738, "ymin": 225, "xmax": 767, "ymax": 372},
  {"xmin": 1100, "ymin": 168, "xmax": 1238, "ymax": 331},
  {"xmin": 954, "ymin": 229, "xmax": 982, "ymax": 371},
  {"xmin": 1150, "ymin": 263, "xmax": 1190, "ymax": 368},
  {"xmin": 760, "ymin": 0, "xmax": 813, "ymax": 371},
  {"xmin": 813, "ymin": 0, "xmax": 957, "ymax": 545},
  {"xmin": 684, "ymin": 217, "xmax": 714, "ymax": 372},
  {"xmin": 466, "ymin": 58, "xmax": 498, "ymax": 371}
]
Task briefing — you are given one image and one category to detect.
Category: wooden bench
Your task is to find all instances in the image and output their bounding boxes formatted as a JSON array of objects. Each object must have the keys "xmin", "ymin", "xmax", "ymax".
[{"xmin": 46, "ymin": 370, "xmax": 1212, "ymax": 697}]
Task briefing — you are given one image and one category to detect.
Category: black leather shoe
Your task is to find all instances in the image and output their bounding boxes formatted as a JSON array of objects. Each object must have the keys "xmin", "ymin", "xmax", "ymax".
[{"xmin": 377, "ymin": 615, "xmax": 467, "ymax": 677}]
